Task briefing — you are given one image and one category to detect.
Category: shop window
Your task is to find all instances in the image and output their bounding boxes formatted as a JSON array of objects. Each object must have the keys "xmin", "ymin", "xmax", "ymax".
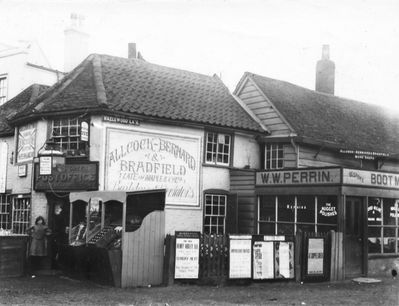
[
  {"xmin": 50, "ymin": 118, "xmax": 89, "ymax": 157},
  {"xmin": 11, "ymin": 196, "xmax": 31, "ymax": 235},
  {"xmin": 368, "ymin": 197, "xmax": 399, "ymax": 254},
  {"xmin": 205, "ymin": 132, "xmax": 231, "ymax": 166},
  {"xmin": 258, "ymin": 195, "xmax": 338, "ymax": 235},
  {"xmin": 0, "ymin": 194, "xmax": 11, "ymax": 231},
  {"xmin": 0, "ymin": 75, "xmax": 7, "ymax": 105},
  {"xmin": 204, "ymin": 194, "xmax": 226, "ymax": 234},
  {"xmin": 265, "ymin": 144, "xmax": 284, "ymax": 170}
]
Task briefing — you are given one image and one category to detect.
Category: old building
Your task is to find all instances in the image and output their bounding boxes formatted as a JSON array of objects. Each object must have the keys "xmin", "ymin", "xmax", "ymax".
[{"xmin": 233, "ymin": 46, "xmax": 399, "ymax": 278}]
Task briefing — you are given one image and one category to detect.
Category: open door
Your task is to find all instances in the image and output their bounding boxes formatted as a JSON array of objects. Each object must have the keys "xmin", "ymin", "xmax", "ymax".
[{"xmin": 345, "ymin": 197, "xmax": 366, "ymax": 277}]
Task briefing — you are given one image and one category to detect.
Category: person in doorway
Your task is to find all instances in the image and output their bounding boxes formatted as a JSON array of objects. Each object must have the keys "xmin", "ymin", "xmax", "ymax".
[
  {"xmin": 27, "ymin": 216, "xmax": 51, "ymax": 276},
  {"xmin": 51, "ymin": 203, "xmax": 68, "ymax": 269}
]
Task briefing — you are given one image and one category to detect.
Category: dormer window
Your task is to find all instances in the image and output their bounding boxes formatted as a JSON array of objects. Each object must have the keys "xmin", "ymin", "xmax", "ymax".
[
  {"xmin": 50, "ymin": 118, "xmax": 89, "ymax": 157},
  {"xmin": 265, "ymin": 144, "xmax": 284, "ymax": 169}
]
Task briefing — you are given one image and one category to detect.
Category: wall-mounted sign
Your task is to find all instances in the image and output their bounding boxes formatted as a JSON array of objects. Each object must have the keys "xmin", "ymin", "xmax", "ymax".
[
  {"xmin": 0, "ymin": 142, "xmax": 8, "ymax": 193},
  {"xmin": 256, "ymin": 168, "xmax": 341, "ymax": 186},
  {"xmin": 18, "ymin": 164, "xmax": 27, "ymax": 177},
  {"xmin": 390, "ymin": 201, "xmax": 399, "ymax": 218},
  {"xmin": 307, "ymin": 238, "xmax": 324, "ymax": 275},
  {"xmin": 39, "ymin": 156, "xmax": 52, "ymax": 175},
  {"xmin": 103, "ymin": 115, "xmax": 140, "ymax": 126},
  {"xmin": 319, "ymin": 203, "xmax": 337, "ymax": 217},
  {"xmin": 16, "ymin": 123, "xmax": 36, "ymax": 163},
  {"xmin": 339, "ymin": 149, "xmax": 389, "ymax": 160},
  {"xmin": 253, "ymin": 241, "xmax": 274, "ymax": 280},
  {"xmin": 105, "ymin": 128, "xmax": 200, "ymax": 207},
  {"xmin": 81, "ymin": 122, "xmax": 89, "ymax": 142},
  {"xmin": 368, "ymin": 198, "xmax": 382, "ymax": 222},
  {"xmin": 229, "ymin": 235, "xmax": 252, "ymax": 279},
  {"xmin": 174, "ymin": 231, "xmax": 200, "ymax": 279},
  {"xmin": 343, "ymin": 168, "xmax": 399, "ymax": 190},
  {"xmin": 34, "ymin": 162, "xmax": 98, "ymax": 191}
]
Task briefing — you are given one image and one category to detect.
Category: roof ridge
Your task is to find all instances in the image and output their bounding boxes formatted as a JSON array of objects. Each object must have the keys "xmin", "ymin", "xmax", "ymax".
[{"xmin": 92, "ymin": 54, "xmax": 108, "ymax": 107}]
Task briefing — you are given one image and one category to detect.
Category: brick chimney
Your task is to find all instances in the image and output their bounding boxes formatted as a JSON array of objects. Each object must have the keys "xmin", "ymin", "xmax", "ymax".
[
  {"xmin": 128, "ymin": 43, "xmax": 137, "ymax": 59},
  {"xmin": 315, "ymin": 45, "xmax": 335, "ymax": 95},
  {"xmin": 64, "ymin": 13, "xmax": 89, "ymax": 72}
]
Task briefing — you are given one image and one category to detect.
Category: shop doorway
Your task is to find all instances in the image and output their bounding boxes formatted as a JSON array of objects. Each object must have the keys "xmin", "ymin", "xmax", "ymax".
[{"xmin": 344, "ymin": 197, "xmax": 365, "ymax": 277}]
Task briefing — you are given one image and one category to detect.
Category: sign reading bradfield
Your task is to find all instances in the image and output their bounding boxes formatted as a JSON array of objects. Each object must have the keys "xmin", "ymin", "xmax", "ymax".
[
  {"xmin": 105, "ymin": 128, "xmax": 201, "ymax": 207},
  {"xmin": 256, "ymin": 168, "xmax": 341, "ymax": 186},
  {"xmin": 343, "ymin": 169, "xmax": 399, "ymax": 190}
]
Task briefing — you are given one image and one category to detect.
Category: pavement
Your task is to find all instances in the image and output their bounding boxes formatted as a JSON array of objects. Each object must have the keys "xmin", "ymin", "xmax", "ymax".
[{"xmin": 0, "ymin": 274, "xmax": 398, "ymax": 305}]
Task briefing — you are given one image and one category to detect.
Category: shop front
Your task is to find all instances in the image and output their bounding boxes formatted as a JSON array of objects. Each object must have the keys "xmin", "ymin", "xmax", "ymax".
[{"xmin": 255, "ymin": 167, "xmax": 399, "ymax": 278}]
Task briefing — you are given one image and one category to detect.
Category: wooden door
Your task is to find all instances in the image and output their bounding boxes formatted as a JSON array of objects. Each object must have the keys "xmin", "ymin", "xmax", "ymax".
[{"xmin": 344, "ymin": 197, "xmax": 365, "ymax": 277}]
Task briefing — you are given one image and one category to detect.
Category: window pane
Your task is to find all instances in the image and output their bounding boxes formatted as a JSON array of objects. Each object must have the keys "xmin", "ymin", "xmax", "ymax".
[
  {"xmin": 297, "ymin": 195, "xmax": 315, "ymax": 223},
  {"xmin": 259, "ymin": 196, "xmax": 275, "ymax": 222},
  {"xmin": 368, "ymin": 197, "xmax": 382, "ymax": 226},
  {"xmin": 383, "ymin": 238, "xmax": 396, "ymax": 254},
  {"xmin": 318, "ymin": 225, "xmax": 336, "ymax": 233},
  {"xmin": 259, "ymin": 222, "xmax": 275, "ymax": 235},
  {"xmin": 277, "ymin": 223, "xmax": 294, "ymax": 235},
  {"xmin": 368, "ymin": 227, "xmax": 382, "ymax": 253},
  {"xmin": 317, "ymin": 196, "xmax": 338, "ymax": 225},
  {"xmin": 277, "ymin": 196, "xmax": 295, "ymax": 222},
  {"xmin": 297, "ymin": 223, "xmax": 315, "ymax": 233},
  {"xmin": 383, "ymin": 198, "xmax": 396, "ymax": 226}
]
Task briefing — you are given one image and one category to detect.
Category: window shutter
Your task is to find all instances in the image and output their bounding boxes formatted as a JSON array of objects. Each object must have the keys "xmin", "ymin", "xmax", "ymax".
[{"xmin": 226, "ymin": 193, "xmax": 238, "ymax": 234}]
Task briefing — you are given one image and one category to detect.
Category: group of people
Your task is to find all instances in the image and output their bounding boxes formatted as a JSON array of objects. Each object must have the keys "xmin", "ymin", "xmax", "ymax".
[{"xmin": 27, "ymin": 203, "xmax": 68, "ymax": 275}]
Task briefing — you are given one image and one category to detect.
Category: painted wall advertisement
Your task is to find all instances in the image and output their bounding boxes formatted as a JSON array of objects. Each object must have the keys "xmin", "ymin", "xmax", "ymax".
[
  {"xmin": 307, "ymin": 238, "xmax": 324, "ymax": 275},
  {"xmin": 0, "ymin": 142, "xmax": 8, "ymax": 193},
  {"xmin": 343, "ymin": 168, "xmax": 399, "ymax": 190},
  {"xmin": 229, "ymin": 235, "xmax": 252, "ymax": 279},
  {"xmin": 17, "ymin": 123, "xmax": 36, "ymax": 163},
  {"xmin": 106, "ymin": 128, "xmax": 201, "ymax": 207},
  {"xmin": 253, "ymin": 241, "xmax": 274, "ymax": 280},
  {"xmin": 174, "ymin": 231, "xmax": 200, "ymax": 279}
]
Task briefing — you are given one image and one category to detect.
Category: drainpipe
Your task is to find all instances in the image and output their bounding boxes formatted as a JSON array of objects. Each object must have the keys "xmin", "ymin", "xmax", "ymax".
[{"xmin": 290, "ymin": 138, "xmax": 299, "ymax": 168}]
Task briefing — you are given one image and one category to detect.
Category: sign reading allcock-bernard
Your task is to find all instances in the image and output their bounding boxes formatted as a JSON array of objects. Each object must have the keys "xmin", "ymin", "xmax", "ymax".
[{"xmin": 105, "ymin": 128, "xmax": 201, "ymax": 207}]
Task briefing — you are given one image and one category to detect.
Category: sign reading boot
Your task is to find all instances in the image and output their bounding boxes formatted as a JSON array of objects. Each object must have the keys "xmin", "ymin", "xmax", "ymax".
[{"xmin": 34, "ymin": 162, "xmax": 99, "ymax": 191}]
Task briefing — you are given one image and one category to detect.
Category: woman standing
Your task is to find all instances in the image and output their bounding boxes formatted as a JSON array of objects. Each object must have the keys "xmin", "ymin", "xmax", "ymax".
[{"xmin": 27, "ymin": 216, "xmax": 51, "ymax": 276}]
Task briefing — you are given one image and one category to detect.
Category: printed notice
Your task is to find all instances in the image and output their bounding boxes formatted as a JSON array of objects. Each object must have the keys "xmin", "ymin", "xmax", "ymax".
[
  {"xmin": 175, "ymin": 236, "xmax": 200, "ymax": 279},
  {"xmin": 279, "ymin": 242, "xmax": 291, "ymax": 278},
  {"xmin": 307, "ymin": 238, "xmax": 324, "ymax": 275},
  {"xmin": 229, "ymin": 236, "xmax": 252, "ymax": 279},
  {"xmin": 253, "ymin": 241, "xmax": 274, "ymax": 279}
]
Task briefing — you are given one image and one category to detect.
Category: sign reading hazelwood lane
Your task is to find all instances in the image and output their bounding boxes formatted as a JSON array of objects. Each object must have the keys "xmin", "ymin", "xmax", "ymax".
[
  {"xmin": 105, "ymin": 128, "xmax": 201, "ymax": 207},
  {"xmin": 256, "ymin": 168, "xmax": 341, "ymax": 186}
]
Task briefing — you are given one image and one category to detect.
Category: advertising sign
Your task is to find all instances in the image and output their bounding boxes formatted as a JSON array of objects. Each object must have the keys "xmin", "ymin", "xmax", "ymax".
[
  {"xmin": 0, "ymin": 142, "xmax": 7, "ymax": 193},
  {"xmin": 39, "ymin": 156, "xmax": 52, "ymax": 175},
  {"xmin": 256, "ymin": 168, "xmax": 341, "ymax": 186},
  {"xmin": 81, "ymin": 122, "xmax": 89, "ymax": 142},
  {"xmin": 276, "ymin": 242, "xmax": 294, "ymax": 279},
  {"xmin": 253, "ymin": 241, "xmax": 274, "ymax": 280},
  {"xmin": 105, "ymin": 128, "xmax": 201, "ymax": 207},
  {"xmin": 343, "ymin": 168, "xmax": 399, "ymax": 190},
  {"xmin": 17, "ymin": 124, "xmax": 36, "ymax": 163},
  {"xmin": 34, "ymin": 162, "xmax": 98, "ymax": 191},
  {"xmin": 174, "ymin": 231, "xmax": 200, "ymax": 279},
  {"xmin": 307, "ymin": 238, "xmax": 324, "ymax": 275},
  {"xmin": 229, "ymin": 235, "xmax": 252, "ymax": 279}
]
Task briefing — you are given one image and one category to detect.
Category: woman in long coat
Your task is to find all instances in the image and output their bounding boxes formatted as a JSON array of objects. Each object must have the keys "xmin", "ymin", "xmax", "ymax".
[{"xmin": 27, "ymin": 216, "xmax": 52, "ymax": 274}]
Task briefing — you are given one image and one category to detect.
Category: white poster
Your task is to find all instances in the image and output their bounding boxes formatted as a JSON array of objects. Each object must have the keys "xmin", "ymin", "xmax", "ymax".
[
  {"xmin": 253, "ymin": 241, "xmax": 274, "ymax": 280},
  {"xmin": 0, "ymin": 142, "xmax": 8, "ymax": 193},
  {"xmin": 229, "ymin": 236, "xmax": 252, "ymax": 279},
  {"xmin": 175, "ymin": 237, "xmax": 200, "ymax": 279},
  {"xmin": 279, "ymin": 242, "xmax": 291, "ymax": 278},
  {"xmin": 307, "ymin": 238, "xmax": 324, "ymax": 275},
  {"xmin": 105, "ymin": 128, "xmax": 201, "ymax": 206},
  {"xmin": 17, "ymin": 123, "xmax": 36, "ymax": 163}
]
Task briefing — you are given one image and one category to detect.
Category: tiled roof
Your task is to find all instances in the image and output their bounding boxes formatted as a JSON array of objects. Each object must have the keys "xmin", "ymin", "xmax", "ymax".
[
  {"xmin": 0, "ymin": 84, "xmax": 49, "ymax": 136},
  {"xmin": 13, "ymin": 54, "xmax": 265, "ymax": 133},
  {"xmin": 247, "ymin": 73, "xmax": 399, "ymax": 154}
]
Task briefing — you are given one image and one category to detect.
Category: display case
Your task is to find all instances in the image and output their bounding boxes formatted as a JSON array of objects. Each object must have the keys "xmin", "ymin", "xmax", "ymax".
[{"xmin": 63, "ymin": 190, "xmax": 166, "ymax": 287}]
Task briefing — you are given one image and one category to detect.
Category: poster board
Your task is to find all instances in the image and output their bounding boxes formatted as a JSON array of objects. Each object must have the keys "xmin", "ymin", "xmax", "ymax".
[
  {"xmin": 302, "ymin": 235, "xmax": 330, "ymax": 282},
  {"xmin": 253, "ymin": 241, "xmax": 274, "ymax": 279},
  {"xmin": 307, "ymin": 238, "xmax": 324, "ymax": 275},
  {"xmin": 229, "ymin": 235, "xmax": 252, "ymax": 279},
  {"xmin": 275, "ymin": 241, "xmax": 295, "ymax": 279},
  {"xmin": 174, "ymin": 231, "xmax": 200, "ymax": 279}
]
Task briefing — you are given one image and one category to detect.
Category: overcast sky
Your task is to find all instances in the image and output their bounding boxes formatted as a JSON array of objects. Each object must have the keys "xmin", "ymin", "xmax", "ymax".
[{"xmin": 1, "ymin": 0, "xmax": 399, "ymax": 112}]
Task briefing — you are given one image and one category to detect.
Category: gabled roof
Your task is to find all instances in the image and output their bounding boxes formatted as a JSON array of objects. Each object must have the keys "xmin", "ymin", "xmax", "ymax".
[
  {"xmin": 244, "ymin": 72, "xmax": 399, "ymax": 154},
  {"xmin": 0, "ymin": 84, "xmax": 49, "ymax": 136},
  {"xmin": 12, "ymin": 54, "xmax": 265, "ymax": 133}
]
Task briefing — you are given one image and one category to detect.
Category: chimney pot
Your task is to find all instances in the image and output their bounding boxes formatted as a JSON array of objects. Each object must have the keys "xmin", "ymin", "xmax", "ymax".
[
  {"xmin": 128, "ymin": 43, "xmax": 137, "ymax": 59},
  {"xmin": 315, "ymin": 44, "xmax": 335, "ymax": 95}
]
